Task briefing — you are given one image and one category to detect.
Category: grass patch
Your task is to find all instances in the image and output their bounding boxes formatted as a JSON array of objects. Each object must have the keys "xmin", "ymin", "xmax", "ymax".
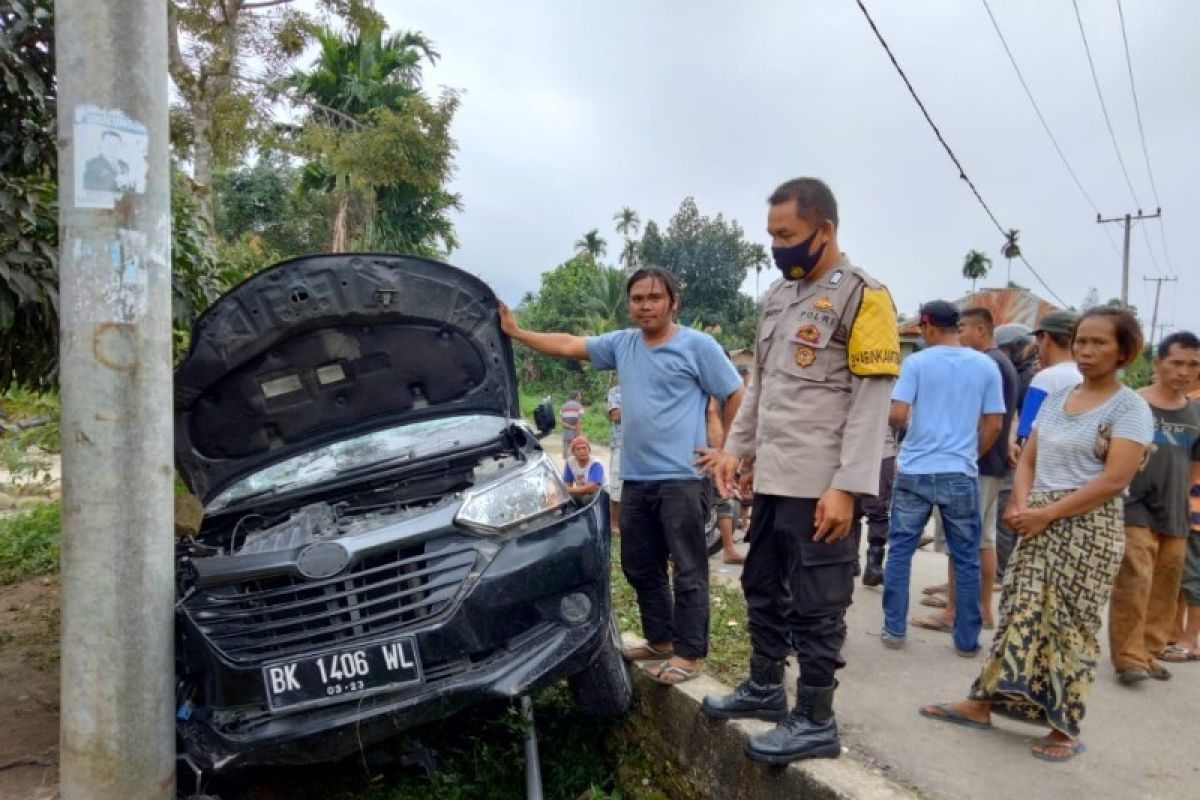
[
  {"xmin": 0, "ymin": 500, "xmax": 61, "ymax": 584},
  {"xmin": 229, "ymin": 685, "xmax": 648, "ymax": 800},
  {"xmin": 609, "ymin": 544, "xmax": 750, "ymax": 686}
]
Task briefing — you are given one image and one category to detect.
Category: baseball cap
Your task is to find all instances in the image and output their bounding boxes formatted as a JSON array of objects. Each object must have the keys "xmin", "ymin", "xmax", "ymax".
[
  {"xmin": 1034, "ymin": 310, "xmax": 1078, "ymax": 337},
  {"xmin": 918, "ymin": 300, "xmax": 960, "ymax": 328},
  {"xmin": 995, "ymin": 323, "xmax": 1032, "ymax": 347}
]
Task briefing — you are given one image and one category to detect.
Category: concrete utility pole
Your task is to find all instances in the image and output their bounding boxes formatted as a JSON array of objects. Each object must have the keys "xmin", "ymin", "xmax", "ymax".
[
  {"xmin": 56, "ymin": 2, "xmax": 175, "ymax": 799},
  {"xmin": 1097, "ymin": 209, "xmax": 1162, "ymax": 308},
  {"xmin": 1144, "ymin": 276, "xmax": 1177, "ymax": 350}
]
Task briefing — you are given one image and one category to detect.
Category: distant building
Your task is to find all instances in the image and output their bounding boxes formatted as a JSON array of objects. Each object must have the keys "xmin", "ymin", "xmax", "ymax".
[{"xmin": 899, "ymin": 287, "xmax": 1062, "ymax": 357}]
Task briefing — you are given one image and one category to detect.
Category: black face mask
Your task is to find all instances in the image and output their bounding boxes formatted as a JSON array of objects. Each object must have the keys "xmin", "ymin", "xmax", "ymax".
[{"xmin": 771, "ymin": 229, "xmax": 827, "ymax": 281}]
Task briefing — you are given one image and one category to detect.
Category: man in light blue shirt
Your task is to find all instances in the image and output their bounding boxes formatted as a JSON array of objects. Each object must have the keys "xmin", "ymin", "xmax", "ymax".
[
  {"xmin": 499, "ymin": 267, "xmax": 744, "ymax": 683},
  {"xmin": 882, "ymin": 301, "xmax": 1005, "ymax": 656}
]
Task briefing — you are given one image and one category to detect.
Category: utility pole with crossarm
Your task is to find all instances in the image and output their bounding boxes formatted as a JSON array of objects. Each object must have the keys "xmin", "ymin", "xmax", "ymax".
[{"xmin": 1097, "ymin": 209, "xmax": 1162, "ymax": 308}]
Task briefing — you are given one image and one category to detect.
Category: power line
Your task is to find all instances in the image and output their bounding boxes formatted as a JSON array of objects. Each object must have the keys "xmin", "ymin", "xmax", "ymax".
[
  {"xmin": 979, "ymin": 0, "xmax": 1120, "ymax": 255},
  {"xmin": 1071, "ymin": 0, "xmax": 1143, "ymax": 208},
  {"xmin": 853, "ymin": 0, "xmax": 1070, "ymax": 307},
  {"xmin": 1115, "ymin": 0, "xmax": 1176, "ymax": 277}
]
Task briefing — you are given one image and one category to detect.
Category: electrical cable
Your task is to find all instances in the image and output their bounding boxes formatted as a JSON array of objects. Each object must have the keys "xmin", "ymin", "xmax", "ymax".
[
  {"xmin": 979, "ymin": 0, "xmax": 1119, "ymax": 255},
  {"xmin": 1116, "ymin": 0, "xmax": 1176, "ymax": 277},
  {"xmin": 1070, "ymin": 0, "xmax": 1143, "ymax": 209},
  {"xmin": 854, "ymin": 0, "xmax": 1070, "ymax": 307}
]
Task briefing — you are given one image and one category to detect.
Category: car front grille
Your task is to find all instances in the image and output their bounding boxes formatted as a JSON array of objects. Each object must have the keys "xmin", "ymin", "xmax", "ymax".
[{"xmin": 183, "ymin": 541, "xmax": 478, "ymax": 665}]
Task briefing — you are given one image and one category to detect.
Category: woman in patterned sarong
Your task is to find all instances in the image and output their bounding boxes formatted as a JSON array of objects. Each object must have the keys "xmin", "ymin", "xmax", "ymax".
[{"xmin": 919, "ymin": 307, "xmax": 1154, "ymax": 762}]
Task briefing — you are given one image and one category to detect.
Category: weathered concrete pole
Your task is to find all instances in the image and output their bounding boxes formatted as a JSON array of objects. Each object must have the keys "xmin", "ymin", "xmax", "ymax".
[{"xmin": 55, "ymin": 1, "xmax": 175, "ymax": 798}]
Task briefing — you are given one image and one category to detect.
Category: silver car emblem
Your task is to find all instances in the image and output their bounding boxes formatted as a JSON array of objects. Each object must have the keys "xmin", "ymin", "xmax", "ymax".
[{"xmin": 296, "ymin": 541, "xmax": 350, "ymax": 579}]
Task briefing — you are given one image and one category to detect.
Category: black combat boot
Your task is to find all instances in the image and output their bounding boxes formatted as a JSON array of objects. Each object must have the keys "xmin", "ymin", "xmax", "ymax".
[
  {"xmin": 745, "ymin": 680, "xmax": 840, "ymax": 764},
  {"xmin": 700, "ymin": 655, "xmax": 787, "ymax": 722},
  {"xmin": 862, "ymin": 545, "xmax": 885, "ymax": 587}
]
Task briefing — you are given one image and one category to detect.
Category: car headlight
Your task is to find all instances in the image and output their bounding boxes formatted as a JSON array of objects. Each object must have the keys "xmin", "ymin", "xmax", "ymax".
[{"xmin": 455, "ymin": 456, "xmax": 571, "ymax": 533}]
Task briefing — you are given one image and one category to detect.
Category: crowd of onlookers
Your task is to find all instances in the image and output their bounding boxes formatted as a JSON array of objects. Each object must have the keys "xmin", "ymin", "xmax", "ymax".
[{"xmin": 502, "ymin": 175, "xmax": 1198, "ymax": 767}]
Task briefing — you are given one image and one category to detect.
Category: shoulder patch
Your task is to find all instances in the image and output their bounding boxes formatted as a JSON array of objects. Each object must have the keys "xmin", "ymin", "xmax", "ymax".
[{"xmin": 848, "ymin": 287, "xmax": 901, "ymax": 378}]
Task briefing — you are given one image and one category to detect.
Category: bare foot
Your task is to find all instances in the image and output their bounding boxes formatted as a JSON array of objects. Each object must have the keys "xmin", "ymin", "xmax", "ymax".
[{"xmin": 722, "ymin": 550, "xmax": 745, "ymax": 565}]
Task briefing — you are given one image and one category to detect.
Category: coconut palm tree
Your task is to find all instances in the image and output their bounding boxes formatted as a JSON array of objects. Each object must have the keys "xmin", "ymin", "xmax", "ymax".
[
  {"xmin": 961, "ymin": 249, "xmax": 992, "ymax": 293},
  {"xmin": 581, "ymin": 267, "xmax": 629, "ymax": 333},
  {"xmin": 1001, "ymin": 229, "xmax": 1021, "ymax": 285},
  {"xmin": 747, "ymin": 243, "xmax": 769, "ymax": 296},
  {"xmin": 613, "ymin": 207, "xmax": 640, "ymax": 271},
  {"xmin": 574, "ymin": 229, "xmax": 607, "ymax": 262}
]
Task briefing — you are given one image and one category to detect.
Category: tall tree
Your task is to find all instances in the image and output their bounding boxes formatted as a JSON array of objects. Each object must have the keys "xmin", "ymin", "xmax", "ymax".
[
  {"xmin": 1081, "ymin": 287, "xmax": 1100, "ymax": 310},
  {"xmin": 613, "ymin": 206, "xmax": 640, "ymax": 271},
  {"xmin": 288, "ymin": 20, "xmax": 461, "ymax": 255},
  {"xmin": 581, "ymin": 266, "xmax": 629, "ymax": 334},
  {"xmin": 166, "ymin": 0, "xmax": 382, "ymax": 253},
  {"xmin": 961, "ymin": 249, "xmax": 992, "ymax": 292},
  {"xmin": 574, "ymin": 229, "xmax": 607, "ymax": 262},
  {"xmin": 645, "ymin": 197, "xmax": 754, "ymax": 328},
  {"xmin": 1001, "ymin": 228, "xmax": 1021, "ymax": 285},
  {"xmin": 747, "ymin": 242, "xmax": 769, "ymax": 297}
]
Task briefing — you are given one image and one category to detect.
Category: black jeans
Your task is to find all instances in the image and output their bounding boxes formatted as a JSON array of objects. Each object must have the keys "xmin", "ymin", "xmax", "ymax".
[
  {"xmin": 619, "ymin": 479, "xmax": 711, "ymax": 659},
  {"xmin": 742, "ymin": 494, "xmax": 856, "ymax": 687}
]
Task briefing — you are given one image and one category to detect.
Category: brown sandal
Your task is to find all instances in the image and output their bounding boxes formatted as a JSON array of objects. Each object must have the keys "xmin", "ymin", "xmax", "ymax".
[{"xmin": 621, "ymin": 642, "xmax": 674, "ymax": 662}]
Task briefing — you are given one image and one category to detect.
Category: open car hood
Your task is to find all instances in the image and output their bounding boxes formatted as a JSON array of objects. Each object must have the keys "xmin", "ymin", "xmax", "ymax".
[{"xmin": 174, "ymin": 254, "xmax": 520, "ymax": 504}]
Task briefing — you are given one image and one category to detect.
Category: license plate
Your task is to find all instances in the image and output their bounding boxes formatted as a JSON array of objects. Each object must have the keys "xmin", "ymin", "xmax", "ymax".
[{"xmin": 262, "ymin": 637, "xmax": 423, "ymax": 711}]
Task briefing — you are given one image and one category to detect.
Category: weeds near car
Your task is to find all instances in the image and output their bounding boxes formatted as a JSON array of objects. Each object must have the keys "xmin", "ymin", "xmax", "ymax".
[{"xmin": 0, "ymin": 500, "xmax": 60, "ymax": 584}]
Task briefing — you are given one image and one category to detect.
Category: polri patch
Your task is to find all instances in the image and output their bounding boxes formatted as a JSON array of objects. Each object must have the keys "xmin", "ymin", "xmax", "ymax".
[
  {"xmin": 795, "ymin": 346, "xmax": 816, "ymax": 367},
  {"xmin": 795, "ymin": 323, "xmax": 822, "ymax": 344}
]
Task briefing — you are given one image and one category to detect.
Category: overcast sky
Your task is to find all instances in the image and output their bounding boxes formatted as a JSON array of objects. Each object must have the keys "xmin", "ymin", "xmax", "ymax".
[{"xmin": 368, "ymin": 0, "xmax": 1197, "ymax": 337}]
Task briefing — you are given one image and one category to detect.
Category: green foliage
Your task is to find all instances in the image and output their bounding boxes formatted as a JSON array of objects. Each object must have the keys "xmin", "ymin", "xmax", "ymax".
[
  {"xmin": 575, "ymin": 228, "xmax": 608, "ymax": 262},
  {"xmin": 961, "ymin": 249, "xmax": 991, "ymax": 291},
  {"xmin": 0, "ymin": 384, "xmax": 59, "ymax": 454},
  {"xmin": 214, "ymin": 160, "xmax": 328, "ymax": 257},
  {"xmin": 0, "ymin": 0, "xmax": 58, "ymax": 391},
  {"xmin": 0, "ymin": 500, "xmax": 60, "ymax": 584},
  {"xmin": 1122, "ymin": 346, "xmax": 1153, "ymax": 389},
  {"xmin": 638, "ymin": 197, "xmax": 756, "ymax": 332},
  {"xmin": 289, "ymin": 21, "xmax": 461, "ymax": 256}
]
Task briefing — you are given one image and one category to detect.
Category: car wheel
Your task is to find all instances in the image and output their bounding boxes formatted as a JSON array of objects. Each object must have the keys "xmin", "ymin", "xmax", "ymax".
[{"xmin": 568, "ymin": 613, "xmax": 632, "ymax": 717}]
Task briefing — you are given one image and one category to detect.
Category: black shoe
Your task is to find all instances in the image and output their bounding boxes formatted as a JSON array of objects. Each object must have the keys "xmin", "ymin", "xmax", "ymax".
[
  {"xmin": 862, "ymin": 545, "xmax": 885, "ymax": 587},
  {"xmin": 745, "ymin": 681, "xmax": 841, "ymax": 764},
  {"xmin": 701, "ymin": 655, "xmax": 787, "ymax": 722}
]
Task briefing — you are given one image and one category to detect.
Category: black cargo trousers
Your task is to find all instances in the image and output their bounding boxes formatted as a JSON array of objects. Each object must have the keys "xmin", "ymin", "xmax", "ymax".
[{"xmin": 741, "ymin": 494, "xmax": 856, "ymax": 687}]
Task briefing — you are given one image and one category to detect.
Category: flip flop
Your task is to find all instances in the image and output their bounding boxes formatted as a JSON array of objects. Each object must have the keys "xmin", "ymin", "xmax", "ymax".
[
  {"xmin": 918, "ymin": 703, "xmax": 994, "ymax": 730},
  {"xmin": 911, "ymin": 615, "xmax": 953, "ymax": 633},
  {"xmin": 1031, "ymin": 736, "xmax": 1086, "ymax": 763},
  {"xmin": 1159, "ymin": 644, "xmax": 1200, "ymax": 663},
  {"xmin": 921, "ymin": 595, "xmax": 948, "ymax": 608},
  {"xmin": 645, "ymin": 660, "xmax": 700, "ymax": 685},
  {"xmin": 621, "ymin": 643, "xmax": 674, "ymax": 662}
]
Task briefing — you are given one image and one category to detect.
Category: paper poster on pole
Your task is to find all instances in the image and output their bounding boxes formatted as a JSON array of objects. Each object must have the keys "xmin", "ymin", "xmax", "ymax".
[{"xmin": 73, "ymin": 105, "xmax": 149, "ymax": 209}]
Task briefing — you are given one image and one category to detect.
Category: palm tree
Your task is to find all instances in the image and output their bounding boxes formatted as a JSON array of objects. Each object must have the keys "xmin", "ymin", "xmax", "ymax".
[
  {"xmin": 1001, "ymin": 229, "xmax": 1021, "ymax": 285},
  {"xmin": 581, "ymin": 267, "xmax": 629, "ymax": 333},
  {"xmin": 574, "ymin": 229, "xmax": 607, "ymax": 262},
  {"xmin": 613, "ymin": 207, "xmax": 640, "ymax": 271},
  {"xmin": 961, "ymin": 249, "xmax": 992, "ymax": 293},
  {"xmin": 747, "ymin": 243, "xmax": 769, "ymax": 296}
]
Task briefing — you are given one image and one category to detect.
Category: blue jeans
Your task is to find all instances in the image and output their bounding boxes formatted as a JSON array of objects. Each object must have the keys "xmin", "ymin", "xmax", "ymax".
[{"xmin": 883, "ymin": 472, "xmax": 983, "ymax": 653}]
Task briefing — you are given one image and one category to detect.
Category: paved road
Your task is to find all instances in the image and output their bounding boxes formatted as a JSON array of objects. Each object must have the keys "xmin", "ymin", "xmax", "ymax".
[
  {"xmin": 710, "ymin": 526, "xmax": 1200, "ymax": 800},
  {"xmin": 549, "ymin": 440, "xmax": 1198, "ymax": 798}
]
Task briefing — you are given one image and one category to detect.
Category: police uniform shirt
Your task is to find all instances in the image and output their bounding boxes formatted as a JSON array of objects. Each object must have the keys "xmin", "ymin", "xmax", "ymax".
[{"xmin": 725, "ymin": 256, "xmax": 900, "ymax": 499}]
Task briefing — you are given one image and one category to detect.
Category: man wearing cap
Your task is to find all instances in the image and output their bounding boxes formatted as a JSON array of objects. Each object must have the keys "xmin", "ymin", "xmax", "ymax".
[
  {"xmin": 1012, "ymin": 310, "xmax": 1082, "ymax": 457},
  {"xmin": 697, "ymin": 177, "xmax": 900, "ymax": 764},
  {"xmin": 881, "ymin": 300, "xmax": 1005, "ymax": 657}
]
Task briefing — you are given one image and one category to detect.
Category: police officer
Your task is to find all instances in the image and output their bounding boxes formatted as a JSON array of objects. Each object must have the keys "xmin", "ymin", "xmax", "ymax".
[{"xmin": 697, "ymin": 177, "xmax": 899, "ymax": 764}]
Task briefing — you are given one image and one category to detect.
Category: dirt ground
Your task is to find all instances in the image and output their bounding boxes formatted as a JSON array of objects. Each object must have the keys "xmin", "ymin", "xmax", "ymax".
[{"xmin": 0, "ymin": 576, "xmax": 61, "ymax": 800}]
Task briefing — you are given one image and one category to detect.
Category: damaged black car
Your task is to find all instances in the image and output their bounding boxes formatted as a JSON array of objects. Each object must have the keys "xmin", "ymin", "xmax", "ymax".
[{"xmin": 172, "ymin": 254, "xmax": 631, "ymax": 778}]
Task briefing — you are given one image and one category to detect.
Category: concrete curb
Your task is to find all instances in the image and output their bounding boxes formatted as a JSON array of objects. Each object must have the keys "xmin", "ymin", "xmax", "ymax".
[{"xmin": 621, "ymin": 641, "xmax": 916, "ymax": 800}]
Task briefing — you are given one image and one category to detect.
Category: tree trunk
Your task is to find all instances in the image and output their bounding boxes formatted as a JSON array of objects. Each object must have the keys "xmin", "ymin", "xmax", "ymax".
[{"xmin": 190, "ymin": 98, "xmax": 217, "ymax": 260}]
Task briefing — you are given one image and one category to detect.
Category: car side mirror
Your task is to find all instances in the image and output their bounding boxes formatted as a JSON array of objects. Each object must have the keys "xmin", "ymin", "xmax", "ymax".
[{"xmin": 532, "ymin": 396, "xmax": 555, "ymax": 439}]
